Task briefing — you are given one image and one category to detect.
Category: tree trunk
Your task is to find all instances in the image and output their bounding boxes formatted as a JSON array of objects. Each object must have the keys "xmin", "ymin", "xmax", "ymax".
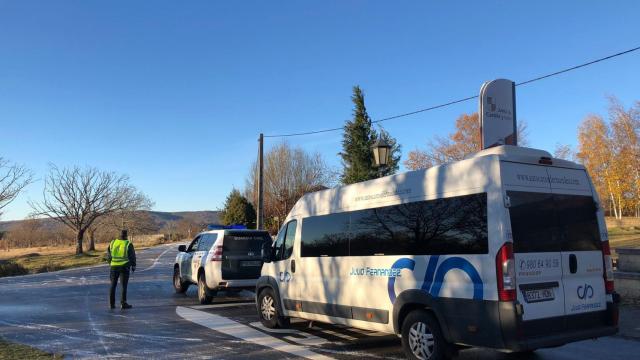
[
  {"xmin": 76, "ymin": 229, "xmax": 85, "ymax": 255},
  {"xmin": 610, "ymin": 193, "xmax": 619, "ymax": 219},
  {"xmin": 88, "ymin": 230, "xmax": 96, "ymax": 251}
]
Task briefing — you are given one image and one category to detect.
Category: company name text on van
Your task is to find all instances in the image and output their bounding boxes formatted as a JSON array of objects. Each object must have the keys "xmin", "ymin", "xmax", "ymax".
[{"xmin": 349, "ymin": 267, "xmax": 404, "ymax": 277}]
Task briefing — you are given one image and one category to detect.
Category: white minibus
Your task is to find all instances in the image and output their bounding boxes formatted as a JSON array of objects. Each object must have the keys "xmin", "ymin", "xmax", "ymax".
[{"xmin": 256, "ymin": 145, "xmax": 619, "ymax": 360}]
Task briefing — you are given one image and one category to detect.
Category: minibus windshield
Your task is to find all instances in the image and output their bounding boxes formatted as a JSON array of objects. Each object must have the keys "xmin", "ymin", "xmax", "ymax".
[{"xmin": 507, "ymin": 191, "xmax": 601, "ymax": 253}]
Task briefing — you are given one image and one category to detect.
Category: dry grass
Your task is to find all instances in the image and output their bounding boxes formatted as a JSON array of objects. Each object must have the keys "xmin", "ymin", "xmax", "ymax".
[
  {"xmin": 605, "ymin": 216, "xmax": 640, "ymax": 229},
  {"xmin": 0, "ymin": 234, "xmax": 184, "ymax": 278},
  {"xmin": 610, "ymin": 229, "xmax": 640, "ymax": 259},
  {"xmin": 605, "ymin": 216, "xmax": 640, "ymax": 256},
  {"xmin": 0, "ymin": 338, "xmax": 62, "ymax": 360}
]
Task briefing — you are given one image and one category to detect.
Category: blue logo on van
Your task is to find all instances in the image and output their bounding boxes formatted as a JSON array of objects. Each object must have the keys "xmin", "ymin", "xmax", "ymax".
[
  {"xmin": 387, "ymin": 256, "xmax": 484, "ymax": 303},
  {"xmin": 577, "ymin": 284, "xmax": 594, "ymax": 300}
]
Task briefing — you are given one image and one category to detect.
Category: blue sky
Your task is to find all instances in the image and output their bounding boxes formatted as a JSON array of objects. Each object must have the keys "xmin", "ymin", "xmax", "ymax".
[{"xmin": 1, "ymin": 1, "xmax": 639, "ymax": 221}]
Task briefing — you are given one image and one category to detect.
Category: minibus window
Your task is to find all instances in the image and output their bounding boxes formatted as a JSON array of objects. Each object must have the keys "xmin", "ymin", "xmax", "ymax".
[
  {"xmin": 554, "ymin": 194, "xmax": 601, "ymax": 251},
  {"xmin": 350, "ymin": 209, "xmax": 398, "ymax": 256},
  {"xmin": 508, "ymin": 191, "xmax": 559, "ymax": 253},
  {"xmin": 283, "ymin": 221, "xmax": 297, "ymax": 259},
  {"xmin": 350, "ymin": 193, "xmax": 488, "ymax": 256},
  {"xmin": 301, "ymin": 193, "xmax": 488, "ymax": 257},
  {"xmin": 507, "ymin": 191, "xmax": 601, "ymax": 253},
  {"xmin": 301, "ymin": 212, "xmax": 349, "ymax": 257},
  {"xmin": 273, "ymin": 227, "xmax": 286, "ymax": 260}
]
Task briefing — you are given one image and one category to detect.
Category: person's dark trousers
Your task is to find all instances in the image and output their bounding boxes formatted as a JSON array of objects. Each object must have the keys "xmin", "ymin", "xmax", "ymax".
[{"xmin": 109, "ymin": 266, "xmax": 130, "ymax": 307}]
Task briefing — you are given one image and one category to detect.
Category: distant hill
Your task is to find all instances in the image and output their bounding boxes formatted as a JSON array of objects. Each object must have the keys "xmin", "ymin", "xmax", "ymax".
[
  {"xmin": 148, "ymin": 211, "xmax": 221, "ymax": 229},
  {"xmin": 0, "ymin": 210, "xmax": 221, "ymax": 233}
]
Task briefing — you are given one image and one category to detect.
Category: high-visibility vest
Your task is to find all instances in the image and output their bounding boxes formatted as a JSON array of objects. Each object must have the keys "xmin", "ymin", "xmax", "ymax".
[{"xmin": 110, "ymin": 239, "xmax": 130, "ymax": 267}]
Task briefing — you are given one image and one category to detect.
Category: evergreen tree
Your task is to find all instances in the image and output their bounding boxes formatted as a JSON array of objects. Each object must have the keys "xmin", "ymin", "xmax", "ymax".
[
  {"xmin": 221, "ymin": 189, "xmax": 256, "ymax": 228},
  {"xmin": 340, "ymin": 86, "xmax": 400, "ymax": 184}
]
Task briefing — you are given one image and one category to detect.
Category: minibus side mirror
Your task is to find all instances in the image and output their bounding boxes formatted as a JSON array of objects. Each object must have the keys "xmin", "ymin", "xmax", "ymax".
[
  {"xmin": 178, "ymin": 245, "xmax": 186, "ymax": 252},
  {"xmin": 261, "ymin": 242, "xmax": 273, "ymax": 263}
]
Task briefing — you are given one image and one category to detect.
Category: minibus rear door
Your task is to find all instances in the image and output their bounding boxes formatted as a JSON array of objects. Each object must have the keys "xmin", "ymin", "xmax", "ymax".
[
  {"xmin": 546, "ymin": 167, "xmax": 607, "ymax": 328},
  {"xmin": 502, "ymin": 162, "xmax": 566, "ymax": 327}
]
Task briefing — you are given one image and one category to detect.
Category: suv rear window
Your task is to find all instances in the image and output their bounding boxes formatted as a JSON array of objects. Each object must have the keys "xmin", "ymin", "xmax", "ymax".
[
  {"xmin": 507, "ymin": 191, "xmax": 601, "ymax": 253},
  {"xmin": 223, "ymin": 231, "xmax": 271, "ymax": 254}
]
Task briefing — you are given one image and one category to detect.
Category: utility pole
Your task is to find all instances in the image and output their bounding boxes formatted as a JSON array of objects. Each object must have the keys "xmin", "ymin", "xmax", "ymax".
[{"xmin": 257, "ymin": 133, "xmax": 264, "ymax": 230}]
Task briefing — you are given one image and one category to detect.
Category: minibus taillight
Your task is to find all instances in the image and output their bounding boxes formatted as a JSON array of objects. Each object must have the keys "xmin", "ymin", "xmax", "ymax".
[
  {"xmin": 211, "ymin": 245, "xmax": 224, "ymax": 261},
  {"xmin": 602, "ymin": 241, "xmax": 614, "ymax": 294},
  {"xmin": 496, "ymin": 242, "xmax": 516, "ymax": 301}
]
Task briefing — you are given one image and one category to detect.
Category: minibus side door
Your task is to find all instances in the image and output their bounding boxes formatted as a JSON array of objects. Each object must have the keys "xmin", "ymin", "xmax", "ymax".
[{"xmin": 273, "ymin": 220, "xmax": 299, "ymax": 311}]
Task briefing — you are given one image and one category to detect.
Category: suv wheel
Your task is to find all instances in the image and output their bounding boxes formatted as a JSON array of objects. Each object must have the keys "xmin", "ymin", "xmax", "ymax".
[
  {"xmin": 173, "ymin": 267, "xmax": 189, "ymax": 293},
  {"xmin": 401, "ymin": 310, "xmax": 447, "ymax": 360},
  {"xmin": 258, "ymin": 288, "xmax": 289, "ymax": 328},
  {"xmin": 197, "ymin": 273, "xmax": 214, "ymax": 304}
]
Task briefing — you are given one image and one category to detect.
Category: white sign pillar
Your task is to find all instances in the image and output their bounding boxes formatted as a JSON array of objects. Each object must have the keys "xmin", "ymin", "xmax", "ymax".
[{"xmin": 479, "ymin": 79, "xmax": 517, "ymax": 149}]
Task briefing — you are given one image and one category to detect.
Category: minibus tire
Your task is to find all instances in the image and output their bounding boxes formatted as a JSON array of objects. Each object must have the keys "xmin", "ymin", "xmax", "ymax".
[
  {"xmin": 197, "ymin": 273, "xmax": 213, "ymax": 305},
  {"xmin": 401, "ymin": 310, "xmax": 447, "ymax": 360},
  {"xmin": 258, "ymin": 288, "xmax": 289, "ymax": 329},
  {"xmin": 173, "ymin": 267, "xmax": 189, "ymax": 294},
  {"xmin": 508, "ymin": 350, "xmax": 536, "ymax": 358}
]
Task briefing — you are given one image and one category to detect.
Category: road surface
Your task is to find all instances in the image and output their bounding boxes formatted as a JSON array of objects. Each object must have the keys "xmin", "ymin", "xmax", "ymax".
[{"xmin": 1, "ymin": 244, "xmax": 638, "ymax": 359}]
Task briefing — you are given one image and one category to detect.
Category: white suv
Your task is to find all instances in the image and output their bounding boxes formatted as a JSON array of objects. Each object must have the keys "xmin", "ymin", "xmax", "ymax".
[{"xmin": 174, "ymin": 228, "xmax": 272, "ymax": 304}]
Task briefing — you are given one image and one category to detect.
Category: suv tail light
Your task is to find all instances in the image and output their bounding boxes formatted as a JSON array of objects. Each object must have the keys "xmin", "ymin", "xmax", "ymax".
[
  {"xmin": 602, "ymin": 241, "xmax": 614, "ymax": 294},
  {"xmin": 210, "ymin": 245, "xmax": 224, "ymax": 262},
  {"xmin": 496, "ymin": 242, "xmax": 516, "ymax": 301}
]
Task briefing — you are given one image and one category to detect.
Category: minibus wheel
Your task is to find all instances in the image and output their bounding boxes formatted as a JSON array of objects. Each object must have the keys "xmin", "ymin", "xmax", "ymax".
[
  {"xmin": 258, "ymin": 288, "xmax": 289, "ymax": 328},
  {"xmin": 173, "ymin": 267, "xmax": 189, "ymax": 294},
  {"xmin": 401, "ymin": 310, "xmax": 446, "ymax": 360}
]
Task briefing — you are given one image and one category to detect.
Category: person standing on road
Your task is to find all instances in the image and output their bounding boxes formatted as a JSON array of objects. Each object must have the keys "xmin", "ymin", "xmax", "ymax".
[{"xmin": 106, "ymin": 229, "xmax": 136, "ymax": 310}]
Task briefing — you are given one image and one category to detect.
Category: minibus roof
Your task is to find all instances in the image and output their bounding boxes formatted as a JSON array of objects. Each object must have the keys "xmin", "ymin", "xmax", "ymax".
[{"xmin": 286, "ymin": 145, "xmax": 586, "ymax": 220}]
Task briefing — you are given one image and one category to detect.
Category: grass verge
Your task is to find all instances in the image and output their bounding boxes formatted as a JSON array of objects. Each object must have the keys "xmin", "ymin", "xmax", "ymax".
[
  {"xmin": 0, "ymin": 338, "xmax": 62, "ymax": 360},
  {"xmin": 0, "ymin": 235, "xmax": 184, "ymax": 278},
  {"xmin": 0, "ymin": 251, "xmax": 105, "ymax": 277},
  {"xmin": 609, "ymin": 227, "xmax": 640, "ymax": 258}
]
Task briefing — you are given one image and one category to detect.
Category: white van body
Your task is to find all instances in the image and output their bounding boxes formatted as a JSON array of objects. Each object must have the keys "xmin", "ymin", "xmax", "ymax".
[{"xmin": 256, "ymin": 145, "xmax": 618, "ymax": 355}]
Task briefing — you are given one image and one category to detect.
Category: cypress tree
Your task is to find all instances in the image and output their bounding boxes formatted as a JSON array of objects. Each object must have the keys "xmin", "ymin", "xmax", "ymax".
[
  {"xmin": 220, "ymin": 189, "xmax": 256, "ymax": 228},
  {"xmin": 340, "ymin": 86, "xmax": 401, "ymax": 184}
]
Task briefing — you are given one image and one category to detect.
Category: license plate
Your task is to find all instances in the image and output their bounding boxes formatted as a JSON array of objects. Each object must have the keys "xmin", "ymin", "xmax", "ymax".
[
  {"xmin": 523, "ymin": 288, "xmax": 554, "ymax": 303},
  {"xmin": 241, "ymin": 260, "xmax": 261, "ymax": 267}
]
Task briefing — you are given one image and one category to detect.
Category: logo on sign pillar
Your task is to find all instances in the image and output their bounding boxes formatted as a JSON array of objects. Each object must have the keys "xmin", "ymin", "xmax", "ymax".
[
  {"xmin": 487, "ymin": 97, "xmax": 497, "ymax": 112},
  {"xmin": 479, "ymin": 79, "xmax": 517, "ymax": 149}
]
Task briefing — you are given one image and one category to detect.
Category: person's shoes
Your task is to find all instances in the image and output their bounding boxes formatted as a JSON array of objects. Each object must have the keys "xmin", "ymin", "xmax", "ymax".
[
  {"xmin": 109, "ymin": 304, "xmax": 115, "ymax": 310},
  {"xmin": 121, "ymin": 303, "xmax": 133, "ymax": 310}
]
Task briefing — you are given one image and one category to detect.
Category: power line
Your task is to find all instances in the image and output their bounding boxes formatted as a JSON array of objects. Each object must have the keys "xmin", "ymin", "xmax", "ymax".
[
  {"xmin": 515, "ymin": 46, "xmax": 640, "ymax": 86},
  {"xmin": 264, "ymin": 45, "xmax": 640, "ymax": 138}
]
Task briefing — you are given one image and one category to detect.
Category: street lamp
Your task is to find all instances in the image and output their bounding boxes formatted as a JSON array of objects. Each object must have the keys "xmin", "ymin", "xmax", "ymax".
[{"xmin": 371, "ymin": 136, "xmax": 391, "ymax": 169}]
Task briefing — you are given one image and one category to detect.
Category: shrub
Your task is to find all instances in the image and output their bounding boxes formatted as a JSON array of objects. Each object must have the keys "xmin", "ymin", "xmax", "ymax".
[{"xmin": 0, "ymin": 260, "xmax": 29, "ymax": 277}]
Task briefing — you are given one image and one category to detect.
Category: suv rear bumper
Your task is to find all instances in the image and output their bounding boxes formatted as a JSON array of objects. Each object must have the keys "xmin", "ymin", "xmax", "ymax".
[{"xmin": 216, "ymin": 279, "xmax": 257, "ymax": 290}]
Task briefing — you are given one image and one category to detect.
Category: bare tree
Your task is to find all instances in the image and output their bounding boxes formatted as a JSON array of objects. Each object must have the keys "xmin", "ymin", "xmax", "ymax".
[
  {"xmin": 245, "ymin": 142, "xmax": 336, "ymax": 233},
  {"xmin": 0, "ymin": 158, "xmax": 33, "ymax": 219},
  {"xmin": 553, "ymin": 143, "xmax": 575, "ymax": 161},
  {"xmin": 87, "ymin": 193, "xmax": 155, "ymax": 250},
  {"xmin": 404, "ymin": 113, "xmax": 529, "ymax": 170},
  {"xmin": 30, "ymin": 165, "xmax": 151, "ymax": 254}
]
